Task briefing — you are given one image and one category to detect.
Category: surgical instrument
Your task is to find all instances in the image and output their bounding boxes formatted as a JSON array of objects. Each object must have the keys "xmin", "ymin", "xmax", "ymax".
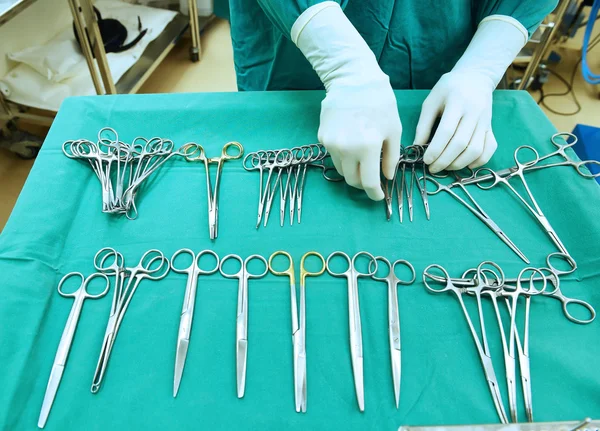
[
  {"xmin": 62, "ymin": 128, "xmax": 185, "ymax": 219},
  {"xmin": 384, "ymin": 145, "xmax": 430, "ymax": 222},
  {"xmin": 459, "ymin": 133, "xmax": 600, "ymax": 187},
  {"xmin": 503, "ymin": 253, "xmax": 595, "ymax": 325},
  {"xmin": 170, "ymin": 249, "xmax": 220, "ymax": 397},
  {"xmin": 423, "ymin": 264, "xmax": 509, "ymax": 424},
  {"xmin": 219, "ymin": 253, "xmax": 269, "ymax": 398},
  {"xmin": 244, "ymin": 145, "xmax": 341, "ymax": 228},
  {"xmin": 472, "ymin": 146, "xmax": 570, "ymax": 258},
  {"xmin": 91, "ymin": 248, "xmax": 170, "ymax": 393},
  {"xmin": 268, "ymin": 251, "xmax": 326, "ymax": 412},
  {"xmin": 38, "ymin": 272, "xmax": 110, "ymax": 428},
  {"xmin": 502, "ymin": 268, "xmax": 546, "ymax": 423},
  {"xmin": 369, "ymin": 256, "xmax": 415, "ymax": 409},
  {"xmin": 428, "ymin": 253, "xmax": 594, "ymax": 326},
  {"xmin": 181, "ymin": 141, "xmax": 244, "ymax": 240},
  {"xmin": 326, "ymin": 251, "xmax": 377, "ymax": 411},
  {"xmin": 424, "ymin": 175, "xmax": 529, "ymax": 263}
]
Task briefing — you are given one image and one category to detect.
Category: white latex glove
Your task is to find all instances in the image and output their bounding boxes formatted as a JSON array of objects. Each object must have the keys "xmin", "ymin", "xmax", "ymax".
[
  {"xmin": 292, "ymin": 2, "xmax": 401, "ymax": 200},
  {"xmin": 414, "ymin": 16, "xmax": 529, "ymax": 173}
]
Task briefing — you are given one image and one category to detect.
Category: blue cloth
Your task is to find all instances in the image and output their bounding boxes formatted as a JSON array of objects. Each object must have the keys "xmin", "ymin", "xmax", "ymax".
[
  {"xmin": 572, "ymin": 124, "xmax": 600, "ymax": 183},
  {"xmin": 229, "ymin": 0, "xmax": 557, "ymax": 91}
]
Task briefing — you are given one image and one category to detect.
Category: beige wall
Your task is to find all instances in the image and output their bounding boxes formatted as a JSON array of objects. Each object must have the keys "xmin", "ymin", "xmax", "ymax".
[{"xmin": 0, "ymin": 0, "xmax": 72, "ymax": 77}]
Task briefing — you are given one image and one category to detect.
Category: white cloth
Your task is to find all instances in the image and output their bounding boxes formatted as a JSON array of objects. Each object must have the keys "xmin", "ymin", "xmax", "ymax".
[{"xmin": 0, "ymin": 0, "xmax": 177, "ymax": 111}]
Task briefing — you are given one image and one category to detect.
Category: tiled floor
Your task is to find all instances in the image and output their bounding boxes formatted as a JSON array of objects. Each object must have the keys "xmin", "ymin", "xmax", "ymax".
[{"xmin": 0, "ymin": 18, "xmax": 598, "ymax": 231}]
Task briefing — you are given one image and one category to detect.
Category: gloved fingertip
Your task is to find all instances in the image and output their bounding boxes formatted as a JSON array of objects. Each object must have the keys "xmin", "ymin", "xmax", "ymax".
[
  {"xmin": 367, "ymin": 187, "xmax": 385, "ymax": 201},
  {"xmin": 423, "ymin": 151, "xmax": 434, "ymax": 166},
  {"xmin": 382, "ymin": 164, "xmax": 396, "ymax": 180},
  {"xmin": 428, "ymin": 165, "xmax": 442, "ymax": 174}
]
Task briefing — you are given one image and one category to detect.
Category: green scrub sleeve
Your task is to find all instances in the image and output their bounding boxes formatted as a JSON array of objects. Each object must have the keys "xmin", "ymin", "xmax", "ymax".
[
  {"xmin": 257, "ymin": 0, "xmax": 348, "ymax": 38},
  {"xmin": 476, "ymin": 0, "xmax": 559, "ymax": 38}
]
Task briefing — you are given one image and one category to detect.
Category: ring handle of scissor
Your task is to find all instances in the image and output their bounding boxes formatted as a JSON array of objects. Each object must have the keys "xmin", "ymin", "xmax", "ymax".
[
  {"xmin": 514, "ymin": 145, "xmax": 540, "ymax": 170},
  {"xmin": 179, "ymin": 142, "xmax": 205, "ymax": 161},
  {"xmin": 369, "ymin": 257, "xmax": 416, "ymax": 285},
  {"xmin": 420, "ymin": 175, "xmax": 447, "ymax": 196},
  {"xmin": 403, "ymin": 145, "xmax": 422, "ymax": 163},
  {"xmin": 537, "ymin": 267, "xmax": 595, "ymax": 324},
  {"xmin": 94, "ymin": 247, "xmax": 124, "ymax": 273},
  {"xmin": 547, "ymin": 132, "xmax": 600, "ymax": 177},
  {"xmin": 219, "ymin": 254, "xmax": 269, "ymax": 279},
  {"xmin": 551, "ymin": 132, "xmax": 578, "ymax": 149},
  {"xmin": 135, "ymin": 249, "xmax": 170, "ymax": 280},
  {"xmin": 326, "ymin": 251, "xmax": 377, "ymax": 277},
  {"xmin": 422, "ymin": 264, "xmax": 455, "ymax": 293},
  {"xmin": 561, "ymin": 295, "xmax": 596, "ymax": 324},
  {"xmin": 242, "ymin": 152, "xmax": 261, "ymax": 171},
  {"xmin": 221, "ymin": 141, "xmax": 244, "ymax": 160},
  {"xmin": 170, "ymin": 248, "xmax": 220, "ymax": 275},
  {"xmin": 472, "ymin": 167, "xmax": 502, "ymax": 190},
  {"xmin": 219, "ymin": 254, "xmax": 243, "ymax": 279},
  {"xmin": 474, "ymin": 261, "xmax": 506, "ymax": 288},
  {"xmin": 511, "ymin": 267, "xmax": 547, "ymax": 296},
  {"xmin": 300, "ymin": 251, "xmax": 326, "ymax": 278},
  {"xmin": 268, "ymin": 251, "xmax": 294, "ymax": 278},
  {"xmin": 320, "ymin": 156, "xmax": 344, "ymax": 182},
  {"xmin": 546, "ymin": 252, "xmax": 578, "ymax": 276},
  {"xmin": 58, "ymin": 272, "xmax": 110, "ymax": 299}
]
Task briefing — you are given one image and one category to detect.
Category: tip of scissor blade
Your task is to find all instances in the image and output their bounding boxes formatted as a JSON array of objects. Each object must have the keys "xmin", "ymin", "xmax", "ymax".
[
  {"xmin": 173, "ymin": 339, "xmax": 189, "ymax": 397},
  {"xmin": 237, "ymin": 339, "xmax": 247, "ymax": 398},
  {"xmin": 38, "ymin": 363, "xmax": 65, "ymax": 428},
  {"xmin": 353, "ymin": 358, "xmax": 364, "ymax": 412}
]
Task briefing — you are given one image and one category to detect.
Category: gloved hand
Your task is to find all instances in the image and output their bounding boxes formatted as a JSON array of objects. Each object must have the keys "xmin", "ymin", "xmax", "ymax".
[
  {"xmin": 414, "ymin": 16, "xmax": 529, "ymax": 173},
  {"xmin": 292, "ymin": 2, "xmax": 401, "ymax": 200}
]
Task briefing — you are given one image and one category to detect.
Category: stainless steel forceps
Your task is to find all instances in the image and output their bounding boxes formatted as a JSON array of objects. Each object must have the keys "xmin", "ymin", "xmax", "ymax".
[
  {"xmin": 424, "ymin": 175, "xmax": 529, "ymax": 263},
  {"xmin": 170, "ymin": 248, "xmax": 220, "ymax": 397},
  {"xmin": 268, "ymin": 251, "xmax": 326, "ymax": 412},
  {"xmin": 472, "ymin": 146, "xmax": 570, "ymax": 258},
  {"xmin": 91, "ymin": 248, "xmax": 170, "ymax": 393},
  {"xmin": 182, "ymin": 141, "xmax": 243, "ymax": 239},
  {"xmin": 219, "ymin": 253, "xmax": 268, "ymax": 398},
  {"xmin": 370, "ymin": 257, "xmax": 415, "ymax": 409},
  {"xmin": 326, "ymin": 251, "xmax": 377, "ymax": 411},
  {"xmin": 423, "ymin": 264, "xmax": 509, "ymax": 424},
  {"xmin": 38, "ymin": 272, "xmax": 110, "ymax": 428}
]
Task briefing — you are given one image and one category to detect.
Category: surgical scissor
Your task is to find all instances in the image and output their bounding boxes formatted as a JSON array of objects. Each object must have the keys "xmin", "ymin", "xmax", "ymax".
[
  {"xmin": 369, "ymin": 257, "xmax": 415, "ymax": 409},
  {"xmin": 423, "ymin": 264, "xmax": 509, "ymax": 424},
  {"xmin": 38, "ymin": 272, "xmax": 110, "ymax": 428},
  {"xmin": 182, "ymin": 141, "xmax": 243, "ymax": 239},
  {"xmin": 424, "ymin": 175, "xmax": 529, "ymax": 263},
  {"xmin": 326, "ymin": 251, "xmax": 377, "ymax": 411},
  {"xmin": 268, "ymin": 251, "xmax": 325, "ymax": 412},
  {"xmin": 91, "ymin": 248, "xmax": 170, "ymax": 393},
  {"xmin": 170, "ymin": 248, "xmax": 220, "ymax": 397},
  {"xmin": 219, "ymin": 254, "xmax": 269, "ymax": 398}
]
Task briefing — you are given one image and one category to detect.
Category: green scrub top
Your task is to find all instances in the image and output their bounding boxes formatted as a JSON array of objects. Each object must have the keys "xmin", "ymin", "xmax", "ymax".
[{"xmin": 228, "ymin": 0, "xmax": 557, "ymax": 91}]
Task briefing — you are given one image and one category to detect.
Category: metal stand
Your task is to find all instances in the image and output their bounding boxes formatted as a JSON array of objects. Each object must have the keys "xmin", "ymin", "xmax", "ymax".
[
  {"xmin": 515, "ymin": 0, "xmax": 571, "ymax": 90},
  {"xmin": 0, "ymin": 0, "xmax": 209, "ymax": 156}
]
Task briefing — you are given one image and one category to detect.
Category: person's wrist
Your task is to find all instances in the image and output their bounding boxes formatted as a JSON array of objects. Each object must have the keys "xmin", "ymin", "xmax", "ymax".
[
  {"xmin": 449, "ymin": 15, "xmax": 527, "ymax": 89},
  {"xmin": 325, "ymin": 59, "xmax": 390, "ymax": 92},
  {"xmin": 292, "ymin": 2, "xmax": 386, "ymax": 91}
]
